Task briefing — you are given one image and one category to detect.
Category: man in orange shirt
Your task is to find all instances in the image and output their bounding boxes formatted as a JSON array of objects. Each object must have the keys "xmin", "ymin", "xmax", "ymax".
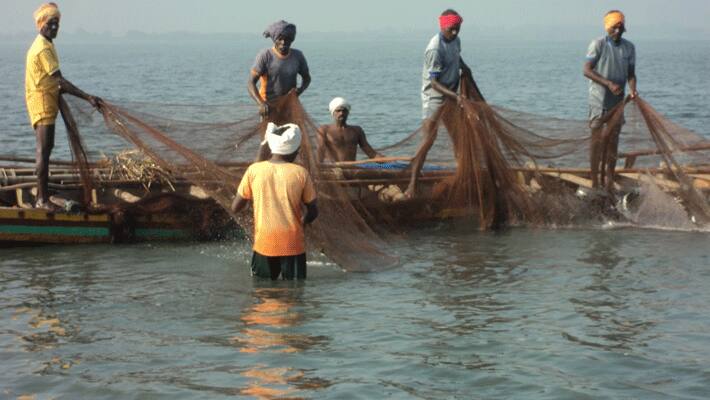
[
  {"xmin": 26, "ymin": 3, "xmax": 101, "ymax": 208},
  {"xmin": 231, "ymin": 123, "xmax": 318, "ymax": 280}
]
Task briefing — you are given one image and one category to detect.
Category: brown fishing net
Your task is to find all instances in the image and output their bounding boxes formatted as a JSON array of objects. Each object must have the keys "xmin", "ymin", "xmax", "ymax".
[
  {"xmin": 379, "ymin": 75, "xmax": 710, "ymax": 229},
  {"xmin": 53, "ymin": 80, "xmax": 710, "ymax": 270},
  {"xmin": 61, "ymin": 92, "xmax": 399, "ymax": 272},
  {"xmin": 58, "ymin": 94, "xmax": 94, "ymax": 206}
]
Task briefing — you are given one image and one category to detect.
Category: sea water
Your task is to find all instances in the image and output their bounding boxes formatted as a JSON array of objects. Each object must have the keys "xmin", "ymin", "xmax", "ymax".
[{"xmin": 1, "ymin": 35, "xmax": 710, "ymax": 398}]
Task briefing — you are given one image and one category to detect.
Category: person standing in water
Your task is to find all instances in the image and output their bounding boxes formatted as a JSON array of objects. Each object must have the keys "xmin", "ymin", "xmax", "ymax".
[{"xmin": 231, "ymin": 123, "xmax": 318, "ymax": 280}]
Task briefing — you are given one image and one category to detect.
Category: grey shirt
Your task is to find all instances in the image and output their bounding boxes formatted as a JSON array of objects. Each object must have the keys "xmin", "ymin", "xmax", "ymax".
[
  {"xmin": 586, "ymin": 36, "xmax": 636, "ymax": 110},
  {"xmin": 421, "ymin": 33, "xmax": 461, "ymax": 107},
  {"xmin": 252, "ymin": 48, "xmax": 309, "ymax": 101}
]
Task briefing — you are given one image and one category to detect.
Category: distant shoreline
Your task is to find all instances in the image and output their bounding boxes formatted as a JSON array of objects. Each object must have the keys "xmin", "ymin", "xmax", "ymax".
[{"xmin": 2, "ymin": 27, "xmax": 710, "ymax": 44}]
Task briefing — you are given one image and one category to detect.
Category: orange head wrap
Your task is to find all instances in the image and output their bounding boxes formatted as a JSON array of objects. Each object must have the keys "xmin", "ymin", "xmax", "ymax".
[
  {"xmin": 604, "ymin": 11, "xmax": 625, "ymax": 33},
  {"xmin": 33, "ymin": 2, "xmax": 61, "ymax": 31}
]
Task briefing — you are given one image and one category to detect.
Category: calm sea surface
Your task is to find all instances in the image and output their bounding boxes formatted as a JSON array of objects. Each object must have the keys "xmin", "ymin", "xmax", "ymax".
[{"xmin": 1, "ymin": 35, "xmax": 710, "ymax": 398}]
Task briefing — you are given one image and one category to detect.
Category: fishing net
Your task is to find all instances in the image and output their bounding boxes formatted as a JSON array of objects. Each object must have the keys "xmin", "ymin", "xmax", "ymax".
[
  {"xmin": 48, "ymin": 81, "xmax": 710, "ymax": 270},
  {"xmin": 60, "ymin": 93, "xmax": 399, "ymax": 272},
  {"xmin": 380, "ymin": 75, "xmax": 710, "ymax": 228},
  {"xmin": 58, "ymin": 95, "xmax": 94, "ymax": 206}
]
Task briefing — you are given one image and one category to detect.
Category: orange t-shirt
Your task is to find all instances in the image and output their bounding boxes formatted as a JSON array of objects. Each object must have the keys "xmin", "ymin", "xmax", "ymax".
[{"xmin": 237, "ymin": 161, "xmax": 317, "ymax": 256}]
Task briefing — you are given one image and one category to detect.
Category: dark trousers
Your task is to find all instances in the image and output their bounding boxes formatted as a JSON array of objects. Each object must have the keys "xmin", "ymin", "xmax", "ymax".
[
  {"xmin": 35, "ymin": 124, "xmax": 55, "ymax": 204},
  {"xmin": 251, "ymin": 251, "xmax": 307, "ymax": 280}
]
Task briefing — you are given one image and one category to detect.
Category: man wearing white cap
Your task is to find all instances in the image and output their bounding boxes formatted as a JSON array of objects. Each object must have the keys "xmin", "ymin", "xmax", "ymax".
[
  {"xmin": 231, "ymin": 123, "xmax": 318, "ymax": 280},
  {"xmin": 316, "ymin": 97, "xmax": 383, "ymax": 163}
]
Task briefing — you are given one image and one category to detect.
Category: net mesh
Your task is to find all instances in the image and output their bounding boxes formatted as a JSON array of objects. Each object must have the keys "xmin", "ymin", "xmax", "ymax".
[{"xmin": 53, "ymin": 80, "xmax": 710, "ymax": 270}]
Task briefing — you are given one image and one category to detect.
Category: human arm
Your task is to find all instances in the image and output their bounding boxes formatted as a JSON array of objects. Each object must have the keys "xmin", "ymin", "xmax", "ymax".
[
  {"xmin": 357, "ymin": 127, "xmax": 384, "ymax": 159},
  {"xmin": 303, "ymin": 200, "xmax": 318, "ymax": 225},
  {"xmin": 316, "ymin": 127, "xmax": 327, "ymax": 163},
  {"xmin": 583, "ymin": 39, "xmax": 623, "ymax": 96},
  {"xmin": 430, "ymin": 77, "xmax": 460, "ymax": 102},
  {"xmin": 248, "ymin": 50, "xmax": 270, "ymax": 116},
  {"xmin": 232, "ymin": 169, "xmax": 252, "ymax": 213},
  {"xmin": 296, "ymin": 71, "xmax": 311, "ymax": 96},
  {"xmin": 425, "ymin": 48, "xmax": 465, "ymax": 106},
  {"xmin": 230, "ymin": 194, "xmax": 249, "ymax": 214},
  {"xmin": 296, "ymin": 52, "xmax": 311, "ymax": 96},
  {"xmin": 301, "ymin": 173, "xmax": 318, "ymax": 224},
  {"xmin": 51, "ymin": 71, "xmax": 101, "ymax": 108},
  {"xmin": 583, "ymin": 60, "xmax": 623, "ymax": 96},
  {"xmin": 628, "ymin": 64, "xmax": 639, "ymax": 99},
  {"xmin": 247, "ymin": 71, "xmax": 269, "ymax": 117}
]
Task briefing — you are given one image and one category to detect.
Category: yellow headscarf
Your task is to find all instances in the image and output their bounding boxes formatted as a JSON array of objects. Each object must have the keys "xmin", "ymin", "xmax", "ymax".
[
  {"xmin": 604, "ymin": 11, "xmax": 625, "ymax": 33},
  {"xmin": 33, "ymin": 2, "xmax": 61, "ymax": 31}
]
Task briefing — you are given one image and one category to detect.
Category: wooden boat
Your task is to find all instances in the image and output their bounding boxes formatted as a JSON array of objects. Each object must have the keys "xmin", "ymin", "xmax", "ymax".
[
  {"xmin": 1, "ymin": 153, "xmax": 708, "ymax": 245},
  {"xmin": 0, "ymin": 190, "xmax": 229, "ymax": 246},
  {"xmin": 0, "ymin": 157, "xmax": 237, "ymax": 245}
]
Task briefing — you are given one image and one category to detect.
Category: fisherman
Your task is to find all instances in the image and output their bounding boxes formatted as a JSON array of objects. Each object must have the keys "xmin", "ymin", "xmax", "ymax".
[
  {"xmin": 404, "ymin": 9, "xmax": 483, "ymax": 199},
  {"xmin": 247, "ymin": 20, "xmax": 311, "ymax": 118},
  {"xmin": 584, "ymin": 10, "xmax": 638, "ymax": 189},
  {"xmin": 231, "ymin": 123, "xmax": 318, "ymax": 280},
  {"xmin": 317, "ymin": 97, "xmax": 384, "ymax": 163},
  {"xmin": 25, "ymin": 2, "xmax": 101, "ymax": 208}
]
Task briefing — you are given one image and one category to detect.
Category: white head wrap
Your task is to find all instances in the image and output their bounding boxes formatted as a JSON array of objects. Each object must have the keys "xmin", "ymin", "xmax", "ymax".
[
  {"xmin": 329, "ymin": 97, "xmax": 351, "ymax": 115},
  {"xmin": 261, "ymin": 122, "xmax": 302, "ymax": 155}
]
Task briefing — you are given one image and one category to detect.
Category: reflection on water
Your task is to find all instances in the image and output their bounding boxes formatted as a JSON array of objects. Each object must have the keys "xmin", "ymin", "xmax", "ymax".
[
  {"xmin": 232, "ymin": 284, "xmax": 331, "ymax": 398},
  {"xmin": 1, "ymin": 230, "xmax": 709, "ymax": 398},
  {"xmin": 569, "ymin": 233, "xmax": 656, "ymax": 351}
]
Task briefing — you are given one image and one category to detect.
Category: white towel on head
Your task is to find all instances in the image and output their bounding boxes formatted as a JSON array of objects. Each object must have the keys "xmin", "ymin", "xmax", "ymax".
[
  {"xmin": 329, "ymin": 97, "xmax": 351, "ymax": 115},
  {"xmin": 261, "ymin": 122, "xmax": 302, "ymax": 155}
]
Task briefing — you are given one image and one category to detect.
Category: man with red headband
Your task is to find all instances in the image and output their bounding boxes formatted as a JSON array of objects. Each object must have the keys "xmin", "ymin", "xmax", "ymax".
[
  {"xmin": 583, "ymin": 10, "xmax": 638, "ymax": 190},
  {"xmin": 404, "ymin": 9, "xmax": 483, "ymax": 199},
  {"xmin": 25, "ymin": 3, "xmax": 101, "ymax": 208}
]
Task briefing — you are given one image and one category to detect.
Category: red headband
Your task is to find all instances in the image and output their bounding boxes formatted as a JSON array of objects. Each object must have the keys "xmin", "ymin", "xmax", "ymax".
[{"xmin": 439, "ymin": 14, "xmax": 463, "ymax": 30}]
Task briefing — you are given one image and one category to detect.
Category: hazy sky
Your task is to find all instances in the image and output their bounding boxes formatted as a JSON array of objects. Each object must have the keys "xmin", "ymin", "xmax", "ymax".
[{"xmin": 2, "ymin": 0, "xmax": 710, "ymax": 38}]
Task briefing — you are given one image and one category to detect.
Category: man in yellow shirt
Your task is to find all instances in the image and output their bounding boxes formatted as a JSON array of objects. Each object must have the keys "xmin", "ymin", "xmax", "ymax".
[
  {"xmin": 231, "ymin": 123, "xmax": 318, "ymax": 280},
  {"xmin": 25, "ymin": 3, "xmax": 101, "ymax": 208}
]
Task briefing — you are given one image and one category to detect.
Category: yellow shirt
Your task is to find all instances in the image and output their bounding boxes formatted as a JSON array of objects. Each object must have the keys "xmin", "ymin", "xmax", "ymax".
[
  {"xmin": 237, "ymin": 161, "xmax": 317, "ymax": 257},
  {"xmin": 25, "ymin": 34, "xmax": 60, "ymax": 126}
]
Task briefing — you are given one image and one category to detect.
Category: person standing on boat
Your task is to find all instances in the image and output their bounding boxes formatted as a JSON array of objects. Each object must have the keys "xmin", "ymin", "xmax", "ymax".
[
  {"xmin": 404, "ymin": 9, "xmax": 483, "ymax": 199},
  {"xmin": 247, "ymin": 20, "xmax": 311, "ymax": 161},
  {"xmin": 247, "ymin": 20, "xmax": 311, "ymax": 118},
  {"xmin": 25, "ymin": 2, "xmax": 101, "ymax": 208},
  {"xmin": 584, "ymin": 10, "xmax": 638, "ymax": 189},
  {"xmin": 231, "ymin": 123, "xmax": 318, "ymax": 280},
  {"xmin": 317, "ymin": 97, "xmax": 383, "ymax": 163}
]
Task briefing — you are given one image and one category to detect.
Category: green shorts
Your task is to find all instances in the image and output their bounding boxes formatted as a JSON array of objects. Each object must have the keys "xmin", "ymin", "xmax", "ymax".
[{"xmin": 251, "ymin": 251, "xmax": 307, "ymax": 280}]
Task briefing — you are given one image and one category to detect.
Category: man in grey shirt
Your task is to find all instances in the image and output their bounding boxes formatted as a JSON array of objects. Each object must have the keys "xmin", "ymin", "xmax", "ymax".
[
  {"xmin": 248, "ymin": 20, "xmax": 311, "ymax": 118},
  {"xmin": 404, "ymin": 9, "xmax": 483, "ymax": 199},
  {"xmin": 583, "ymin": 10, "xmax": 638, "ymax": 189},
  {"xmin": 248, "ymin": 20, "xmax": 311, "ymax": 160}
]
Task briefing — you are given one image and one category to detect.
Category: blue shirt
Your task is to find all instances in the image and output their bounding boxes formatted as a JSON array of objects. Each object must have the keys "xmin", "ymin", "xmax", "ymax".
[
  {"xmin": 586, "ymin": 36, "xmax": 636, "ymax": 110},
  {"xmin": 421, "ymin": 33, "xmax": 462, "ymax": 107}
]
